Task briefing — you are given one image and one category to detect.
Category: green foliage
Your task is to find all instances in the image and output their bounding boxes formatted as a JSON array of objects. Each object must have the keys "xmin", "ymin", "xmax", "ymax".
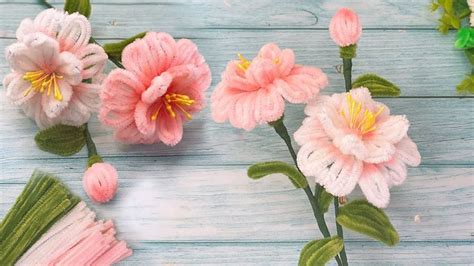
[
  {"xmin": 465, "ymin": 48, "xmax": 474, "ymax": 64},
  {"xmin": 35, "ymin": 124, "xmax": 86, "ymax": 156},
  {"xmin": 247, "ymin": 161, "xmax": 308, "ymax": 188},
  {"xmin": 317, "ymin": 189, "xmax": 334, "ymax": 213},
  {"xmin": 352, "ymin": 73, "xmax": 401, "ymax": 97},
  {"xmin": 0, "ymin": 170, "xmax": 79, "ymax": 264},
  {"xmin": 298, "ymin": 237, "xmax": 344, "ymax": 266},
  {"xmin": 336, "ymin": 199, "xmax": 399, "ymax": 246},
  {"xmin": 64, "ymin": 0, "xmax": 91, "ymax": 18},
  {"xmin": 456, "ymin": 74, "xmax": 474, "ymax": 93},
  {"xmin": 430, "ymin": 0, "xmax": 470, "ymax": 34},
  {"xmin": 455, "ymin": 27, "xmax": 474, "ymax": 49},
  {"xmin": 103, "ymin": 32, "xmax": 147, "ymax": 61}
]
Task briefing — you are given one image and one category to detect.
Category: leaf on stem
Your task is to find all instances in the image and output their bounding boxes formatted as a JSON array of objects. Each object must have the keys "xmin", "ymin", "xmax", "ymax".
[
  {"xmin": 35, "ymin": 124, "xmax": 86, "ymax": 156},
  {"xmin": 352, "ymin": 73, "xmax": 401, "ymax": 97},
  {"xmin": 298, "ymin": 237, "xmax": 344, "ymax": 266},
  {"xmin": 456, "ymin": 74, "xmax": 474, "ymax": 94},
  {"xmin": 247, "ymin": 161, "xmax": 308, "ymax": 188},
  {"xmin": 103, "ymin": 32, "xmax": 147, "ymax": 61},
  {"xmin": 336, "ymin": 199, "xmax": 399, "ymax": 246},
  {"xmin": 64, "ymin": 0, "xmax": 91, "ymax": 18},
  {"xmin": 317, "ymin": 189, "xmax": 334, "ymax": 213}
]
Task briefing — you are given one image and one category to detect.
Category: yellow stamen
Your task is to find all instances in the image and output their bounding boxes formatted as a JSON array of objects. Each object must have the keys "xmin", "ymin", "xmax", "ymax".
[
  {"xmin": 236, "ymin": 53, "xmax": 251, "ymax": 72},
  {"xmin": 150, "ymin": 93, "xmax": 195, "ymax": 121},
  {"xmin": 340, "ymin": 94, "xmax": 384, "ymax": 135},
  {"xmin": 23, "ymin": 70, "xmax": 63, "ymax": 101},
  {"xmin": 274, "ymin": 57, "xmax": 281, "ymax": 64}
]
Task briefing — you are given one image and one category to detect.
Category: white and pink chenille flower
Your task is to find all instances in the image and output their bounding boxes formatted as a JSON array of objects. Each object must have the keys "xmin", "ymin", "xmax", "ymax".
[
  {"xmin": 3, "ymin": 9, "xmax": 107, "ymax": 128},
  {"xmin": 294, "ymin": 88, "xmax": 421, "ymax": 208}
]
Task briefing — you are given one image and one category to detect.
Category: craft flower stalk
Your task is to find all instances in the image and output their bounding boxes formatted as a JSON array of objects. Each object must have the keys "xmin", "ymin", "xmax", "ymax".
[
  {"xmin": 83, "ymin": 125, "xmax": 119, "ymax": 203},
  {"xmin": 329, "ymin": 8, "xmax": 362, "ymax": 59}
]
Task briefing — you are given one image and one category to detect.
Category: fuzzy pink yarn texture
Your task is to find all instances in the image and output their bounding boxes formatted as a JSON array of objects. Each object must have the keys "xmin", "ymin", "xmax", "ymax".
[
  {"xmin": 329, "ymin": 8, "xmax": 362, "ymax": 47},
  {"xmin": 211, "ymin": 43, "xmax": 328, "ymax": 131},
  {"xmin": 294, "ymin": 87, "xmax": 421, "ymax": 208},
  {"xmin": 3, "ymin": 8, "xmax": 107, "ymax": 129},
  {"xmin": 83, "ymin": 162, "xmax": 118, "ymax": 203},
  {"xmin": 99, "ymin": 32, "xmax": 212, "ymax": 145}
]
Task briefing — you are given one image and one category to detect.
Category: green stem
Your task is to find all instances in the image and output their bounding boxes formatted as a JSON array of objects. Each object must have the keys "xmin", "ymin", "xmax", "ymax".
[
  {"xmin": 269, "ymin": 116, "xmax": 343, "ymax": 266},
  {"xmin": 38, "ymin": 0, "xmax": 53, "ymax": 8},
  {"xmin": 37, "ymin": 0, "xmax": 124, "ymax": 68},
  {"xmin": 335, "ymin": 198, "xmax": 348, "ymax": 266},
  {"xmin": 84, "ymin": 124, "xmax": 103, "ymax": 167},
  {"xmin": 342, "ymin": 58, "xmax": 352, "ymax": 92}
]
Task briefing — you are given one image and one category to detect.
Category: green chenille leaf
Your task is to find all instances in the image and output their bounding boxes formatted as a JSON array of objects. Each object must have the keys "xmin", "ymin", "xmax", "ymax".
[
  {"xmin": 317, "ymin": 189, "xmax": 334, "ymax": 213},
  {"xmin": 456, "ymin": 75, "xmax": 474, "ymax": 94},
  {"xmin": 465, "ymin": 48, "xmax": 474, "ymax": 65},
  {"xmin": 352, "ymin": 73, "xmax": 401, "ymax": 97},
  {"xmin": 298, "ymin": 237, "xmax": 344, "ymax": 266},
  {"xmin": 103, "ymin": 32, "xmax": 147, "ymax": 61},
  {"xmin": 34, "ymin": 124, "xmax": 86, "ymax": 156},
  {"xmin": 336, "ymin": 199, "xmax": 399, "ymax": 246},
  {"xmin": 0, "ymin": 170, "xmax": 79, "ymax": 264},
  {"xmin": 247, "ymin": 161, "xmax": 308, "ymax": 188},
  {"xmin": 64, "ymin": 0, "xmax": 91, "ymax": 18}
]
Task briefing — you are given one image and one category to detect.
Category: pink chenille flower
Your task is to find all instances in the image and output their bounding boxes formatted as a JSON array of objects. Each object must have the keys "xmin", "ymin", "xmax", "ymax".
[
  {"xmin": 211, "ymin": 43, "xmax": 328, "ymax": 131},
  {"xmin": 294, "ymin": 87, "xmax": 421, "ymax": 208},
  {"xmin": 83, "ymin": 162, "xmax": 118, "ymax": 203},
  {"xmin": 329, "ymin": 8, "xmax": 362, "ymax": 47},
  {"xmin": 100, "ymin": 32, "xmax": 211, "ymax": 145},
  {"xmin": 3, "ymin": 9, "xmax": 107, "ymax": 128}
]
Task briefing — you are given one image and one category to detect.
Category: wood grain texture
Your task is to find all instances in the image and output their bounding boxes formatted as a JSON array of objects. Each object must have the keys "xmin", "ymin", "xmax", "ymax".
[
  {"xmin": 0, "ymin": 0, "xmax": 473, "ymax": 265},
  {"xmin": 0, "ymin": 0, "xmax": 440, "ymax": 36},
  {"xmin": 114, "ymin": 241, "xmax": 474, "ymax": 265},
  {"xmin": 0, "ymin": 162, "xmax": 472, "ymax": 242}
]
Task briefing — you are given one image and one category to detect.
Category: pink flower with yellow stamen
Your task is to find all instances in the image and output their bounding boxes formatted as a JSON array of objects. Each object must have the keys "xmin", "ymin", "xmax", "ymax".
[
  {"xmin": 99, "ymin": 32, "xmax": 211, "ymax": 146},
  {"xmin": 211, "ymin": 43, "xmax": 328, "ymax": 131},
  {"xmin": 3, "ymin": 9, "xmax": 107, "ymax": 128},
  {"xmin": 294, "ymin": 87, "xmax": 421, "ymax": 208}
]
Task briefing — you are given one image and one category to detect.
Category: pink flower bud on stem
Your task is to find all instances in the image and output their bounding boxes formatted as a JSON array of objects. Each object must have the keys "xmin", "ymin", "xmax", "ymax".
[{"xmin": 82, "ymin": 124, "xmax": 118, "ymax": 203}]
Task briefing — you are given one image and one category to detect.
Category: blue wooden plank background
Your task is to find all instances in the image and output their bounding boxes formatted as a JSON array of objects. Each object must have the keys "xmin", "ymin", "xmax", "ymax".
[{"xmin": 0, "ymin": 0, "xmax": 473, "ymax": 265}]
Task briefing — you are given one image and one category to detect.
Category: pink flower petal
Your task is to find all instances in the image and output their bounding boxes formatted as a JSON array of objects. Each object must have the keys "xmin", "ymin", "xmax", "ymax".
[
  {"xmin": 156, "ymin": 112, "xmax": 184, "ymax": 146},
  {"xmin": 77, "ymin": 43, "xmax": 108, "ymax": 80},
  {"xmin": 396, "ymin": 137, "xmax": 421, "ymax": 166},
  {"xmin": 122, "ymin": 32, "xmax": 176, "ymax": 85},
  {"xmin": 134, "ymin": 101, "xmax": 156, "ymax": 137},
  {"xmin": 324, "ymin": 156, "xmax": 363, "ymax": 196},
  {"xmin": 57, "ymin": 51, "xmax": 83, "ymax": 86},
  {"xmin": 101, "ymin": 69, "xmax": 143, "ymax": 111},
  {"xmin": 57, "ymin": 12, "xmax": 91, "ymax": 52},
  {"xmin": 358, "ymin": 164, "xmax": 390, "ymax": 208},
  {"xmin": 41, "ymin": 79, "xmax": 73, "ymax": 119},
  {"xmin": 375, "ymin": 115, "xmax": 410, "ymax": 144}
]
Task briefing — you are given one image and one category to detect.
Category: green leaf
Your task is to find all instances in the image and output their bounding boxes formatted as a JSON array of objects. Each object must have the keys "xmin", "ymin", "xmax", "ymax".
[
  {"xmin": 443, "ymin": 0, "xmax": 453, "ymax": 13},
  {"xmin": 64, "ymin": 0, "xmax": 91, "ymax": 18},
  {"xmin": 429, "ymin": 1, "xmax": 439, "ymax": 12},
  {"xmin": 103, "ymin": 32, "xmax": 147, "ymax": 60},
  {"xmin": 247, "ymin": 161, "xmax": 308, "ymax": 188},
  {"xmin": 336, "ymin": 199, "xmax": 399, "ymax": 246},
  {"xmin": 450, "ymin": 16, "xmax": 461, "ymax": 29},
  {"xmin": 465, "ymin": 48, "xmax": 474, "ymax": 65},
  {"xmin": 317, "ymin": 189, "xmax": 333, "ymax": 213},
  {"xmin": 352, "ymin": 73, "xmax": 401, "ymax": 97},
  {"xmin": 456, "ymin": 74, "xmax": 474, "ymax": 94},
  {"xmin": 35, "ymin": 124, "xmax": 86, "ymax": 156},
  {"xmin": 298, "ymin": 237, "xmax": 344, "ymax": 266}
]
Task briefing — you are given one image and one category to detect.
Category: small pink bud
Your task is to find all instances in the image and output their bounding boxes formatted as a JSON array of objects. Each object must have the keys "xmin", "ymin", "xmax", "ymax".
[
  {"xmin": 329, "ymin": 8, "xmax": 362, "ymax": 47},
  {"xmin": 83, "ymin": 163, "xmax": 118, "ymax": 203}
]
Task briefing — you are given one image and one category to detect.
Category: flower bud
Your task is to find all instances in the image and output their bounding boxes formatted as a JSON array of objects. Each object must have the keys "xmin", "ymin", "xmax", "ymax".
[
  {"xmin": 83, "ymin": 163, "xmax": 118, "ymax": 203},
  {"xmin": 329, "ymin": 8, "xmax": 362, "ymax": 47}
]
